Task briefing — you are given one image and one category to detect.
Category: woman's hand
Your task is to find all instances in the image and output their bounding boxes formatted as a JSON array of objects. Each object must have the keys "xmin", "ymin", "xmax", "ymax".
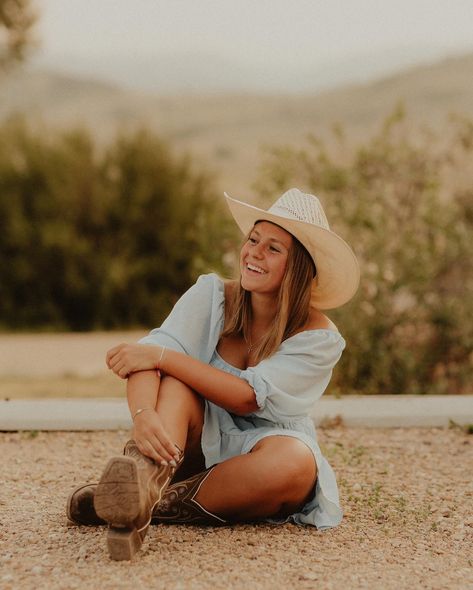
[
  {"xmin": 106, "ymin": 343, "xmax": 160, "ymax": 379},
  {"xmin": 133, "ymin": 409, "xmax": 181, "ymax": 465}
]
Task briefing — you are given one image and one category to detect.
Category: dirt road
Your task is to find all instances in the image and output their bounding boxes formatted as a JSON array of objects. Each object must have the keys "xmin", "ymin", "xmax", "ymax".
[{"xmin": 1, "ymin": 426, "xmax": 472, "ymax": 589}]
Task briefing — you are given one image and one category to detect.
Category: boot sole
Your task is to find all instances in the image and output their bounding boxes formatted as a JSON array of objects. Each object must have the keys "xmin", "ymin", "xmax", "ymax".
[
  {"xmin": 106, "ymin": 525, "xmax": 147, "ymax": 561},
  {"xmin": 94, "ymin": 457, "xmax": 141, "ymax": 527}
]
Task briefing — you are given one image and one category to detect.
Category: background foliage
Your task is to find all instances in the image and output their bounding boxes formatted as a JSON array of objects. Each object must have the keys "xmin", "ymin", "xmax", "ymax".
[
  {"xmin": 0, "ymin": 0, "xmax": 37, "ymax": 72},
  {"xmin": 0, "ymin": 117, "xmax": 233, "ymax": 330},
  {"xmin": 1, "ymin": 109, "xmax": 471, "ymax": 394},
  {"xmin": 255, "ymin": 107, "xmax": 473, "ymax": 394}
]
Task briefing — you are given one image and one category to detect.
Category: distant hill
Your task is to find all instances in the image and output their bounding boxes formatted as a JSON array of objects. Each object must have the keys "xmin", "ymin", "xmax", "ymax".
[{"xmin": 1, "ymin": 53, "xmax": 473, "ymax": 196}]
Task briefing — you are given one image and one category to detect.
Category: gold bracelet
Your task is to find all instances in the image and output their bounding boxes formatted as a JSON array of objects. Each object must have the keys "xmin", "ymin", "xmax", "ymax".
[
  {"xmin": 157, "ymin": 345, "xmax": 166, "ymax": 370},
  {"xmin": 132, "ymin": 407, "xmax": 154, "ymax": 421}
]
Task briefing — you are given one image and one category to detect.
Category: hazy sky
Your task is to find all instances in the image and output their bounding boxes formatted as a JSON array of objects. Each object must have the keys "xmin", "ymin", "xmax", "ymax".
[
  {"xmin": 31, "ymin": 0, "xmax": 473, "ymax": 93},
  {"xmin": 37, "ymin": 0, "xmax": 473, "ymax": 66}
]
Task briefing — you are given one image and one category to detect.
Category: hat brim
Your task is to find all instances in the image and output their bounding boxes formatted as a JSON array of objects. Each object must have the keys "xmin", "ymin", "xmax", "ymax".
[{"xmin": 224, "ymin": 192, "xmax": 360, "ymax": 309}]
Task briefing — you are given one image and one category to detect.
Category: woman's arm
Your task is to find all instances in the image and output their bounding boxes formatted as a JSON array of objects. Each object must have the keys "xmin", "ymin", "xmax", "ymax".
[
  {"xmin": 161, "ymin": 348, "xmax": 258, "ymax": 415},
  {"xmin": 126, "ymin": 369, "xmax": 160, "ymax": 419},
  {"xmin": 126, "ymin": 369, "xmax": 182, "ymax": 463},
  {"xmin": 107, "ymin": 343, "xmax": 259, "ymax": 415}
]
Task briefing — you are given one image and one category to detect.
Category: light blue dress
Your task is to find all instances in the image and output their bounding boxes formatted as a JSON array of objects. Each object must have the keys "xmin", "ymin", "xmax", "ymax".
[{"xmin": 139, "ymin": 273, "xmax": 345, "ymax": 529}]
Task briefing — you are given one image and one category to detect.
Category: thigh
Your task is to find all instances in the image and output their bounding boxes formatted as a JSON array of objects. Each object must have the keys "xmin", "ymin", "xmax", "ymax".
[{"xmin": 192, "ymin": 434, "xmax": 318, "ymax": 521}]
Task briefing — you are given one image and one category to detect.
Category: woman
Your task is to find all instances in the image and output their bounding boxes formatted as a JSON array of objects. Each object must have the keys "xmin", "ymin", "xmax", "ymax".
[{"xmin": 66, "ymin": 188, "xmax": 360, "ymax": 561}]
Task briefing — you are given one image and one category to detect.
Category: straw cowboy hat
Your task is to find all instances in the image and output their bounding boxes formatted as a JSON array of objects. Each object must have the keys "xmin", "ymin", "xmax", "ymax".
[{"xmin": 224, "ymin": 188, "xmax": 360, "ymax": 309}]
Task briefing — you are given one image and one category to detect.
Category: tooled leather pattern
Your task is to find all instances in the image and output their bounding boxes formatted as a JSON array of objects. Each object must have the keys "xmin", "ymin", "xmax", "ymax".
[{"xmin": 152, "ymin": 469, "xmax": 225, "ymax": 525}]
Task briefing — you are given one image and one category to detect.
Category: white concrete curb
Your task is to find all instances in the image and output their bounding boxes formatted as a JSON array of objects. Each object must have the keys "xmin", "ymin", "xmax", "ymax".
[
  {"xmin": 315, "ymin": 395, "xmax": 473, "ymax": 428},
  {"xmin": 1, "ymin": 395, "xmax": 472, "ymax": 431},
  {"xmin": 0, "ymin": 399, "xmax": 131, "ymax": 431}
]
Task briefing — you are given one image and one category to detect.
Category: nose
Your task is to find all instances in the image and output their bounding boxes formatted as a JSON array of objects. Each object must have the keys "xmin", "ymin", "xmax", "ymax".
[{"xmin": 252, "ymin": 241, "xmax": 264, "ymax": 258}]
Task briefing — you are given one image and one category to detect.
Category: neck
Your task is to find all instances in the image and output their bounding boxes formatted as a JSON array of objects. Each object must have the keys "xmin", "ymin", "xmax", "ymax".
[{"xmin": 249, "ymin": 292, "xmax": 278, "ymax": 332}]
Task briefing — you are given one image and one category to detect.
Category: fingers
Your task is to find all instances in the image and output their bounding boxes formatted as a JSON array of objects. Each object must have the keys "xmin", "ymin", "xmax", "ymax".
[
  {"xmin": 108, "ymin": 358, "xmax": 129, "ymax": 379},
  {"xmin": 137, "ymin": 439, "xmax": 168, "ymax": 465},
  {"xmin": 106, "ymin": 343, "xmax": 154, "ymax": 377},
  {"xmin": 150, "ymin": 431, "xmax": 181, "ymax": 462},
  {"xmin": 105, "ymin": 342, "xmax": 128, "ymax": 369},
  {"xmin": 135, "ymin": 436, "xmax": 178, "ymax": 466},
  {"xmin": 133, "ymin": 415, "xmax": 182, "ymax": 465},
  {"xmin": 149, "ymin": 434, "xmax": 178, "ymax": 465},
  {"xmin": 106, "ymin": 343, "xmax": 132, "ymax": 378}
]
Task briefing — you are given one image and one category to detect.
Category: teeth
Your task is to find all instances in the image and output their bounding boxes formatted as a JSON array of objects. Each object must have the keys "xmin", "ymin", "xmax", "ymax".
[{"xmin": 247, "ymin": 263, "xmax": 266, "ymax": 274}]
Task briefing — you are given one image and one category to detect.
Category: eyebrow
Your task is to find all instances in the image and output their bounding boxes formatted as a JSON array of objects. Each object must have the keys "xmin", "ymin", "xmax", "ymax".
[{"xmin": 251, "ymin": 228, "xmax": 289, "ymax": 247}]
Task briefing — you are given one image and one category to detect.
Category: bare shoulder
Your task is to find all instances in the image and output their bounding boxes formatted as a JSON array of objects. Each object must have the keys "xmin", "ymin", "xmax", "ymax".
[
  {"xmin": 223, "ymin": 279, "xmax": 238, "ymax": 300},
  {"xmin": 223, "ymin": 279, "xmax": 238, "ymax": 324},
  {"xmin": 305, "ymin": 308, "xmax": 339, "ymax": 332}
]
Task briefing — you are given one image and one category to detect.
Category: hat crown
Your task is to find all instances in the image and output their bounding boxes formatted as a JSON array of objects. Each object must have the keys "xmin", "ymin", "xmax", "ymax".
[{"xmin": 267, "ymin": 188, "xmax": 330, "ymax": 230}]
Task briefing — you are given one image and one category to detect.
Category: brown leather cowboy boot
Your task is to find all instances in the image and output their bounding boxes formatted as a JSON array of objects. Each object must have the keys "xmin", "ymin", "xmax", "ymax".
[
  {"xmin": 93, "ymin": 440, "xmax": 183, "ymax": 560},
  {"xmin": 152, "ymin": 467, "xmax": 227, "ymax": 525},
  {"xmin": 66, "ymin": 483, "xmax": 106, "ymax": 526},
  {"xmin": 65, "ymin": 467, "xmax": 225, "ymax": 529}
]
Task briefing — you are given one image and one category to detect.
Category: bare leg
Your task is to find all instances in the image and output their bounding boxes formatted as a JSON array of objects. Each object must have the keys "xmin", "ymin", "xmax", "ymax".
[
  {"xmin": 195, "ymin": 436, "xmax": 317, "ymax": 521},
  {"xmin": 154, "ymin": 376, "xmax": 206, "ymax": 480},
  {"xmin": 150, "ymin": 378, "xmax": 316, "ymax": 521},
  {"xmin": 94, "ymin": 376, "xmax": 206, "ymax": 560}
]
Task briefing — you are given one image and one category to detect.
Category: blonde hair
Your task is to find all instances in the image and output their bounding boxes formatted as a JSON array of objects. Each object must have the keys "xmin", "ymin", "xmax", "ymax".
[{"xmin": 222, "ymin": 226, "xmax": 316, "ymax": 364}]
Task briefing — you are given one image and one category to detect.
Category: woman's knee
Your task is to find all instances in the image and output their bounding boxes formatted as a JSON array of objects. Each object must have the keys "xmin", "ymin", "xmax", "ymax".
[
  {"xmin": 159, "ymin": 376, "xmax": 202, "ymax": 403},
  {"xmin": 157, "ymin": 376, "xmax": 204, "ymax": 419},
  {"xmin": 252, "ymin": 436, "xmax": 317, "ymax": 501}
]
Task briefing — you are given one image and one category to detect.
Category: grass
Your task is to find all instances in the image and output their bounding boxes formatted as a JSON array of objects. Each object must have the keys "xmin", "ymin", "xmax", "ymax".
[{"xmin": 448, "ymin": 418, "xmax": 473, "ymax": 435}]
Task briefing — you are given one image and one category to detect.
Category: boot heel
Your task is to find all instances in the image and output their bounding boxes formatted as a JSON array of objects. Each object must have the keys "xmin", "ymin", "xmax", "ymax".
[
  {"xmin": 94, "ymin": 457, "xmax": 141, "ymax": 526},
  {"xmin": 107, "ymin": 526, "xmax": 143, "ymax": 561}
]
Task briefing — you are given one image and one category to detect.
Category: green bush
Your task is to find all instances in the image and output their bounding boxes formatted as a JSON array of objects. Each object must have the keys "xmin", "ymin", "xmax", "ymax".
[
  {"xmin": 255, "ymin": 108, "xmax": 473, "ymax": 394},
  {"xmin": 0, "ymin": 118, "xmax": 233, "ymax": 330}
]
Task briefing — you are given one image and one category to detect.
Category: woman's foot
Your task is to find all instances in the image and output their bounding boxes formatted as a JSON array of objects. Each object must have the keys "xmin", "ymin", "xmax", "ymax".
[{"xmin": 94, "ymin": 440, "xmax": 182, "ymax": 560}]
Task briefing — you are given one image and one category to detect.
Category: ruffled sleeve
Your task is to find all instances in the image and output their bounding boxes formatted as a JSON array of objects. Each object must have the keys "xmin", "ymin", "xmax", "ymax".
[
  {"xmin": 240, "ymin": 329, "xmax": 345, "ymax": 422},
  {"xmin": 138, "ymin": 273, "xmax": 224, "ymax": 363}
]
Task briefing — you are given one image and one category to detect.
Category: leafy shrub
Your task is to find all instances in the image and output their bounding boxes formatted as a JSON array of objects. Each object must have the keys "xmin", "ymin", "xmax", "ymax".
[
  {"xmin": 0, "ymin": 117, "xmax": 233, "ymax": 330},
  {"xmin": 254, "ymin": 108, "xmax": 473, "ymax": 394}
]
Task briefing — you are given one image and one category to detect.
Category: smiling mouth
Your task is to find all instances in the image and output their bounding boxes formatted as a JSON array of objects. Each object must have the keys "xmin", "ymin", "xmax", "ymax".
[{"xmin": 246, "ymin": 263, "xmax": 267, "ymax": 274}]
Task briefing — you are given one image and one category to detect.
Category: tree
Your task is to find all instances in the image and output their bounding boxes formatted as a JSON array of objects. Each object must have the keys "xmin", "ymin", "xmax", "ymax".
[{"xmin": 0, "ymin": 0, "xmax": 37, "ymax": 72}]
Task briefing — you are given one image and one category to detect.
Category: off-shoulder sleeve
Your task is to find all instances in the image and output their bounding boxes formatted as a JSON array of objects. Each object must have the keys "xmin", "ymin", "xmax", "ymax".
[
  {"xmin": 240, "ymin": 330, "xmax": 345, "ymax": 422},
  {"xmin": 138, "ymin": 273, "xmax": 224, "ymax": 363}
]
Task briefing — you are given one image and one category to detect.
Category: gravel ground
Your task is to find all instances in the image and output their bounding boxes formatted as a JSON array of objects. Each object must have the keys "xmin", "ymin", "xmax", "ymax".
[{"xmin": 1, "ymin": 426, "xmax": 472, "ymax": 590}]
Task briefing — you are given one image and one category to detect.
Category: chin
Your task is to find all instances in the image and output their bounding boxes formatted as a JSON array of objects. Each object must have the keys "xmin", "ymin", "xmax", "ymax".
[{"xmin": 240, "ymin": 277, "xmax": 254, "ymax": 291}]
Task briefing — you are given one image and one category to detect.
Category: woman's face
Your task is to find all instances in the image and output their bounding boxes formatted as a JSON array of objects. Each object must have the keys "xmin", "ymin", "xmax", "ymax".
[{"xmin": 240, "ymin": 221, "xmax": 292, "ymax": 296}]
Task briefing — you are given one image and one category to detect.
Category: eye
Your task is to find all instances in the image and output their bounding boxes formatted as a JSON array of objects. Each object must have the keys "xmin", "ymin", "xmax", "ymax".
[
  {"xmin": 269, "ymin": 245, "xmax": 281, "ymax": 253},
  {"xmin": 248, "ymin": 237, "xmax": 257, "ymax": 244}
]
